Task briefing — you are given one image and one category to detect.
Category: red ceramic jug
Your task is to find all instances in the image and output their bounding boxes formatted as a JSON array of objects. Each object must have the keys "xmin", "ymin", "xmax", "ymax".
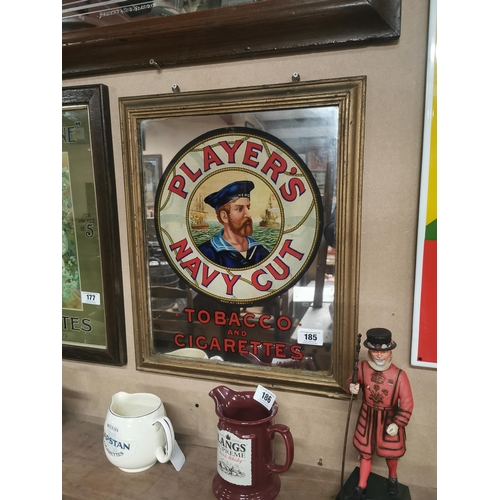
[{"xmin": 209, "ymin": 385, "xmax": 294, "ymax": 500}]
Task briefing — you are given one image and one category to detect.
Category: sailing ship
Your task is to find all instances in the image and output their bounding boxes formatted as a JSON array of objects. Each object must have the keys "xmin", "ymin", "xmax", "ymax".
[
  {"xmin": 259, "ymin": 193, "xmax": 280, "ymax": 228},
  {"xmin": 190, "ymin": 194, "xmax": 209, "ymax": 230}
]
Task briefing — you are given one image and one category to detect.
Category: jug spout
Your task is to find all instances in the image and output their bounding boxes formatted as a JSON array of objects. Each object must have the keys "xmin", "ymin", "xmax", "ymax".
[
  {"xmin": 111, "ymin": 391, "xmax": 129, "ymax": 406},
  {"xmin": 209, "ymin": 385, "xmax": 235, "ymax": 417},
  {"xmin": 110, "ymin": 392, "xmax": 131, "ymax": 415}
]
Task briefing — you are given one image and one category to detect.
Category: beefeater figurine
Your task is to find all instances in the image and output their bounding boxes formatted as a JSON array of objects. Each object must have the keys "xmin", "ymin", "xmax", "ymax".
[{"xmin": 345, "ymin": 328, "xmax": 414, "ymax": 500}]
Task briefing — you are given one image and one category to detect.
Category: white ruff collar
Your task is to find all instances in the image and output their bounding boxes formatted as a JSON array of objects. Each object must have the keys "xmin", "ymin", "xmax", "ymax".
[{"xmin": 367, "ymin": 351, "xmax": 393, "ymax": 372}]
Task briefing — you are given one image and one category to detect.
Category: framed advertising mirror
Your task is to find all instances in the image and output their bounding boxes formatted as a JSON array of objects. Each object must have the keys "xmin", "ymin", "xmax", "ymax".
[{"xmin": 120, "ymin": 77, "xmax": 365, "ymax": 397}]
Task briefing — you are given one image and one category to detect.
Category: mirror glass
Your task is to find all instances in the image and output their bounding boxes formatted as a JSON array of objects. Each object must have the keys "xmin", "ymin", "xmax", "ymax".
[{"xmin": 141, "ymin": 108, "xmax": 337, "ymax": 372}]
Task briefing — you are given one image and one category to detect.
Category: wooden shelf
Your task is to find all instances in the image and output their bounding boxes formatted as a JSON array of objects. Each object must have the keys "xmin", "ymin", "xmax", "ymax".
[
  {"xmin": 62, "ymin": 416, "xmax": 339, "ymax": 499},
  {"xmin": 62, "ymin": 414, "xmax": 436, "ymax": 499}
]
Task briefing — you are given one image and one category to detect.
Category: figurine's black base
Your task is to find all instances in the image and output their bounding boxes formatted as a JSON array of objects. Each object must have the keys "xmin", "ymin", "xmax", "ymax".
[{"xmin": 335, "ymin": 467, "xmax": 411, "ymax": 500}]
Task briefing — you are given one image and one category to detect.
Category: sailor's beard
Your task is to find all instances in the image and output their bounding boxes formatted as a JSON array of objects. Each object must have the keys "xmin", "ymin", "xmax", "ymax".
[{"xmin": 229, "ymin": 216, "xmax": 253, "ymax": 237}]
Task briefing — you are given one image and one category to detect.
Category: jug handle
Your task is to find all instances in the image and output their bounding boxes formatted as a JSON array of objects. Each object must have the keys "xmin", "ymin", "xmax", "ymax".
[
  {"xmin": 152, "ymin": 416, "xmax": 175, "ymax": 464},
  {"xmin": 267, "ymin": 424, "xmax": 294, "ymax": 474}
]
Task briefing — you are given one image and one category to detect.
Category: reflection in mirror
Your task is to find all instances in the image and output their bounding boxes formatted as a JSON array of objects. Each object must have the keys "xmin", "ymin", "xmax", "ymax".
[{"xmin": 140, "ymin": 107, "xmax": 338, "ymax": 375}]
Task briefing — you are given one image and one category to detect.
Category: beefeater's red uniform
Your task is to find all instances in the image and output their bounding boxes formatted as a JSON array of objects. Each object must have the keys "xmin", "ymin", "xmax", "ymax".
[{"xmin": 347, "ymin": 360, "xmax": 413, "ymax": 459}]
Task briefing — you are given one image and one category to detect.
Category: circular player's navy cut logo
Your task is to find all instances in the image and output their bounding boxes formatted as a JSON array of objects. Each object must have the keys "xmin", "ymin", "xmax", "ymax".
[{"xmin": 154, "ymin": 127, "xmax": 323, "ymax": 304}]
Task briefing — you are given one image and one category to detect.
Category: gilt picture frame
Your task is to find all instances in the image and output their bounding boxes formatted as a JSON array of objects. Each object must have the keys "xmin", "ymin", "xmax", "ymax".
[{"xmin": 120, "ymin": 77, "xmax": 365, "ymax": 396}]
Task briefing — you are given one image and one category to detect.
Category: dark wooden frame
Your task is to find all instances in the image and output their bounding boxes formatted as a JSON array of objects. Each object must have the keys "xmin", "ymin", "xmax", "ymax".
[
  {"xmin": 62, "ymin": 84, "xmax": 127, "ymax": 366},
  {"xmin": 62, "ymin": 0, "xmax": 401, "ymax": 78}
]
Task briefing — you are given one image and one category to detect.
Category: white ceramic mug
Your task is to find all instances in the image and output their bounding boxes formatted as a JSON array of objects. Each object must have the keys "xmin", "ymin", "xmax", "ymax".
[{"xmin": 103, "ymin": 392, "xmax": 175, "ymax": 473}]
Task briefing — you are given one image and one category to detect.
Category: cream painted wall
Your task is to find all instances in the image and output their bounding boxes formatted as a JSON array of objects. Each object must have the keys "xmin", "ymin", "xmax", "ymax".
[{"xmin": 62, "ymin": 0, "xmax": 436, "ymax": 488}]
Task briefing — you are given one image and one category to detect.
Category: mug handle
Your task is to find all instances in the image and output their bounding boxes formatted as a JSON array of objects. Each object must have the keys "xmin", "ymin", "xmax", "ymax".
[
  {"xmin": 152, "ymin": 416, "xmax": 175, "ymax": 463},
  {"xmin": 267, "ymin": 424, "xmax": 294, "ymax": 474}
]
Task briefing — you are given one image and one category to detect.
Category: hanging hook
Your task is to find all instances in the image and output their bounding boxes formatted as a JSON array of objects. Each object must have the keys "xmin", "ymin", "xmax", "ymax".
[{"xmin": 149, "ymin": 59, "xmax": 161, "ymax": 70}]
